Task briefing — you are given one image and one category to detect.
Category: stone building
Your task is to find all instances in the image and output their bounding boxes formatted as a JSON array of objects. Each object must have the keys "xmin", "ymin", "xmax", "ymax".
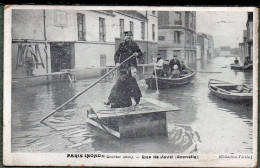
[
  {"xmin": 238, "ymin": 12, "xmax": 253, "ymax": 62},
  {"xmin": 157, "ymin": 11, "xmax": 196, "ymax": 64},
  {"xmin": 12, "ymin": 10, "xmax": 158, "ymax": 78},
  {"xmin": 196, "ymin": 33, "xmax": 214, "ymax": 61}
]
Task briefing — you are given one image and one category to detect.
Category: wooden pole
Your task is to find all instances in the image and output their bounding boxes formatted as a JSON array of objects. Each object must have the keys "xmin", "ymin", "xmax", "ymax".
[
  {"xmin": 41, "ymin": 54, "xmax": 136, "ymax": 124},
  {"xmin": 154, "ymin": 64, "xmax": 159, "ymax": 94},
  {"xmin": 43, "ymin": 9, "xmax": 49, "ymax": 82}
]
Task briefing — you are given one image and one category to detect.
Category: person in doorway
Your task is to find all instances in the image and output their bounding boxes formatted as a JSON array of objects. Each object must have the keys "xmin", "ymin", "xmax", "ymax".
[
  {"xmin": 24, "ymin": 45, "xmax": 36, "ymax": 76},
  {"xmin": 114, "ymin": 31, "xmax": 143, "ymax": 77},
  {"xmin": 105, "ymin": 67, "xmax": 142, "ymax": 108},
  {"xmin": 169, "ymin": 55, "xmax": 181, "ymax": 73}
]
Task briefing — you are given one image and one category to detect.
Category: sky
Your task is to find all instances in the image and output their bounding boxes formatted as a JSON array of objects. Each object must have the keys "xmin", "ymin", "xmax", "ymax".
[{"xmin": 196, "ymin": 11, "xmax": 248, "ymax": 49}]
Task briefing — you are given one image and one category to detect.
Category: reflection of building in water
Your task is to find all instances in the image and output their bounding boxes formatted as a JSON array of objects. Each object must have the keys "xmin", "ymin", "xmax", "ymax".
[
  {"xmin": 158, "ymin": 11, "xmax": 197, "ymax": 64},
  {"xmin": 238, "ymin": 12, "xmax": 253, "ymax": 62}
]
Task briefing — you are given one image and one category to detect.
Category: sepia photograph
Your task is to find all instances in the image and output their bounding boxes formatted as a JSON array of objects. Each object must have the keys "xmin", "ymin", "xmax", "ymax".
[{"xmin": 3, "ymin": 6, "xmax": 258, "ymax": 167}]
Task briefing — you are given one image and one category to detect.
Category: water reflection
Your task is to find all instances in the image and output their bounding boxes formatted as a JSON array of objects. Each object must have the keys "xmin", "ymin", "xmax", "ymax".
[{"xmin": 11, "ymin": 56, "xmax": 253, "ymax": 154}]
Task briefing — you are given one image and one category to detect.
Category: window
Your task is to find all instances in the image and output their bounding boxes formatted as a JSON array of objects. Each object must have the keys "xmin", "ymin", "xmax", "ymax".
[
  {"xmin": 186, "ymin": 32, "xmax": 190, "ymax": 44},
  {"xmin": 174, "ymin": 31, "xmax": 181, "ymax": 44},
  {"xmin": 55, "ymin": 11, "xmax": 68, "ymax": 27},
  {"xmin": 174, "ymin": 12, "xmax": 182, "ymax": 25},
  {"xmin": 99, "ymin": 17, "xmax": 106, "ymax": 42},
  {"xmin": 119, "ymin": 19, "xmax": 124, "ymax": 38},
  {"xmin": 158, "ymin": 36, "xmax": 165, "ymax": 41},
  {"xmin": 152, "ymin": 24, "xmax": 155, "ymax": 40},
  {"xmin": 130, "ymin": 21, "xmax": 134, "ymax": 37},
  {"xmin": 189, "ymin": 13, "xmax": 193, "ymax": 28},
  {"xmin": 77, "ymin": 13, "xmax": 86, "ymax": 41},
  {"xmin": 141, "ymin": 22, "xmax": 145, "ymax": 40}
]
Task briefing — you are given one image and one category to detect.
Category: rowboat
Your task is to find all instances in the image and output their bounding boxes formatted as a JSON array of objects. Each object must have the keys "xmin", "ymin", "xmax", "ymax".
[
  {"xmin": 86, "ymin": 98, "xmax": 181, "ymax": 138},
  {"xmin": 230, "ymin": 63, "xmax": 253, "ymax": 71},
  {"xmin": 208, "ymin": 79, "xmax": 252, "ymax": 102},
  {"xmin": 145, "ymin": 68, "xmax": 196, "ymax": 89}
]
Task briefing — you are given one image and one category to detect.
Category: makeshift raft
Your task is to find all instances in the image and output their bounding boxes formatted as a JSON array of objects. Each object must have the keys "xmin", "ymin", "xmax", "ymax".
[{"xmin": 86, "ymin": 98, "xmax": 181, "ymax": 138}]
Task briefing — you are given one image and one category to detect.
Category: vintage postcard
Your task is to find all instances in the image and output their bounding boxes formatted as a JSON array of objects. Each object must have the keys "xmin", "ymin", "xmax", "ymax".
[{"xmin": 3, "ymin": 6, "xmax": 258, "ymax": 167}]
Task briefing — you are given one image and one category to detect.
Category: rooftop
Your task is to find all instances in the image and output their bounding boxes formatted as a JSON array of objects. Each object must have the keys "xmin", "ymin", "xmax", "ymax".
[{"xmin": 115, "ymin": 10, "xmax": 147, "ymax": 21}]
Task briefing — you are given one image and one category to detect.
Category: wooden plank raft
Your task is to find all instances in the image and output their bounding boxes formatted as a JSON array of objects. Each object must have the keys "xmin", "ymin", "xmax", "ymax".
[{"xmin": 86, "ymin": 98, "xmax": 181, "ymax": 139}]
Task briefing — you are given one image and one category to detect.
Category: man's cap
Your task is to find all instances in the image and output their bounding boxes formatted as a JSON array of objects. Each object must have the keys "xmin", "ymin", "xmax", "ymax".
[
  {"xmin": 124, "ymin": 31, "xmax": 133, "ymax": 36},
  {"xmin": 173, "ymin": 55, "xmax": 177, "ymax": 57},
  {"xmin": 157, "ymin": 53, "xmax": 161, "ymax": 56}
]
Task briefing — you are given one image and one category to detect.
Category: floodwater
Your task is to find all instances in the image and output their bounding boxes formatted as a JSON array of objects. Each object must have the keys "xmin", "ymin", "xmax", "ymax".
[{"xmin": 11, "ymin": 57, "xmax": 253, "ymax": 154}]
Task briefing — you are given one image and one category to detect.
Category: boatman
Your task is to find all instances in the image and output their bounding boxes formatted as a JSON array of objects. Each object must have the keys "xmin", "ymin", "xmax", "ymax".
[{"xmin": 114, "ymin": 31, "xmax": 143, "ymax": 76}]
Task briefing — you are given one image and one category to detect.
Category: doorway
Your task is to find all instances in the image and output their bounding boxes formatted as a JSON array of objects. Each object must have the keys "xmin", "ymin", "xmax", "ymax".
[{"xmin": 50, "ymin": 42, "xmax": 75, "ymax": 72}]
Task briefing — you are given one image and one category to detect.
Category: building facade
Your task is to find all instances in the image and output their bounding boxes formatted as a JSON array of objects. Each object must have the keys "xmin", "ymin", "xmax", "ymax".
[
  {"xmin": 238, "ymin": 12, "xmax": 253, "ymax": 62},
  {"xmin": 12, "ymin": 10, "xmax": 158, "ymax": 78},
  {"xmin": 158, "ymin": 11, "xmax": 196, "ymax": 64},
  {"xmin": 196, "ymin": 33, "xmax": 214, "ymax": 61}
]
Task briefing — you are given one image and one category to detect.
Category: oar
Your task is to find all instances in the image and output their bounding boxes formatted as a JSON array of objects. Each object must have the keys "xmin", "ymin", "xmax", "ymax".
[{"xmin": 40, "ymin": 54, "xmax": 137, "ymax": 124}]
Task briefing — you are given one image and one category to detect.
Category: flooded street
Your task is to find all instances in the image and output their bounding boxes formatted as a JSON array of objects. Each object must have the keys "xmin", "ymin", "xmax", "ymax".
[{"xmin": 12, "ymin": 56, "xmax": 253, "ymax": 154}]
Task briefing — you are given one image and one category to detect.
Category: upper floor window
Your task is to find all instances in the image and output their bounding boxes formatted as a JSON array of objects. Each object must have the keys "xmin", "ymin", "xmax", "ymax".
[
  {"xmin": 174, "ymin": 12, "xmax": 182, "ymax": 25},
  {"xmin": 141, "ymin": 22, "xmax": 145, "ymax": 40},
  {"xmin": 130, "ymin": 21, "xmax": 134, "ymax": 38},
  {"xmin": 99, "ymin": 17, "xmax": 106, "ymax": 42},
  {"xmin": 174, "ymin": 31, "xmax": 181, "ymax": 44},
  {"xmin": 186, "ymin": 32, "xmax": 190, "ymax": 44},
  {"xmin": 158, "ymin": 36, "xmax": 165, "ymax": 41},
  {"xmin": 77, "ymin": 13, "xmax": 86, "ymax": 41},
  {"xmin": 152, "ymin": 24, "xmax": 155, "ymax": 40},
  {"xmin": 119, "ymin": 19, "xmax": 124, "ymax": 38},
  {"xmin": 55, "ymin": 11, "xmax": 68, "ymax": 27},
  {"xmin": 189, "ymin": 13, "xmax": 193, "ymax": 29}
]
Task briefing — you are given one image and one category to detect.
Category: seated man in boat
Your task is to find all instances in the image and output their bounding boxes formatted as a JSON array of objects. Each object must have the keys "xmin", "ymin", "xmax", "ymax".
[
  {"xmin": 180, "ymin": 60, "xmax": 189, "ymax": 74},
  {"xmin": 162, "ymin": 60, "xmax": 170, "ymax": 77},
  {"xmin": 169, "ymin": 65, "xmax": 180, "ymax": 78},
  {"xmin": 169, "ymin": 55, "xmax": 182, "ymax": 73},
  {"xmin": 244, "ymin": 56, "xmax": 249, "ymax": 66},
  {"xmin": 234, "ymin": 57, "xmax": 239, "ymax": 65},
  {"xmin": 105, "ymin": 67, "xmax": 142, "ymax": 108}
]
